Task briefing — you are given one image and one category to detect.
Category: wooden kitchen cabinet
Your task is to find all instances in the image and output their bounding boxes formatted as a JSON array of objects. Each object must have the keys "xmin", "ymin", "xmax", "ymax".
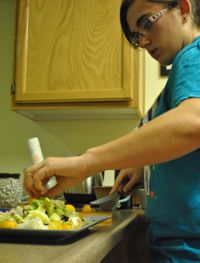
[{"xmin": 12, "ymin": 0, "xmax": 145, "ymax": 119}]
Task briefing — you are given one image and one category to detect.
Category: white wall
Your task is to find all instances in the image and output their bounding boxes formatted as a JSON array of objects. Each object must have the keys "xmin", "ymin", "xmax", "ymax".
[{"xmin": 144, "ymin": 52, "xmax": 167, "ymax": 112}]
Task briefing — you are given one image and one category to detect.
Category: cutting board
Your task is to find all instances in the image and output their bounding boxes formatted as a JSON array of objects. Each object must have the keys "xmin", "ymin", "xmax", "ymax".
[{"xmin": 80, "ymin": 211, "xmax": 112, "ymax": 226}]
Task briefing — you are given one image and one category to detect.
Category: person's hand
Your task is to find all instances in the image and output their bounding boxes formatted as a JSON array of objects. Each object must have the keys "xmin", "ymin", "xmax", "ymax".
[
  {"xmin": 24, "ymin": 156, "xmax": 88, "ymax": 198},
  {"xmin": 110, "ymin": 167, "xmax": 144, "ymax": 195}
]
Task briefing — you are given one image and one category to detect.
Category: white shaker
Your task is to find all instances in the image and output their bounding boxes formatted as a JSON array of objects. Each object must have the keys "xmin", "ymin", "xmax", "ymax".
[
  {"xmin": 27, "ymin": 137, "xmax": 44, "ymax": 164},
  {"xmin": 27, "ymin": 137, "xmax": 57, "ymax": 189}
]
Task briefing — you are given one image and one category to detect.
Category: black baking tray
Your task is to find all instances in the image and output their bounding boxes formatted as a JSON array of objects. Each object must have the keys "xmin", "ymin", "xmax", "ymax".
[{"xmin": 0, "ymin": 215, "xmax": 111, "ymax": 245}]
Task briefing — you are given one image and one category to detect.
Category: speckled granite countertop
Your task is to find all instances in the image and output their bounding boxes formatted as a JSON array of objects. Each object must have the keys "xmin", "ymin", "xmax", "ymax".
[{"xmin": 0, "ymin": 210, "xmax": 144, "ymax": 263}]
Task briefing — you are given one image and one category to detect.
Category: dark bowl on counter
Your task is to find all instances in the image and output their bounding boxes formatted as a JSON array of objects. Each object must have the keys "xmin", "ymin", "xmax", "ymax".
[{"xmin": 64, "ymin": 193, "xmax": 96, "ymax": 207}]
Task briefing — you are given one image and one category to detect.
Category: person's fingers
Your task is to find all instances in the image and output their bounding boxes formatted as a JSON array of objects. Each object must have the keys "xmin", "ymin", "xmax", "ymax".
[
  {"xmin": 24, "ymin": 162, "xmax": 45, "ymax": 194},
  {"xmin": 31, "ymin": 164, "xmax": 54, "ymax": 194},
  {"xmin": 23, "ymin": 171, "xmax": 33, "ymax": 191},
  {"xmin": 45, "ymin": 184, "xmax": 65, "ymax": 198},
  {"xmin": 23, "ymin": 171, "xmax": 39, "ymax": 197},
  {"xmin": 24, "ymin": 181, "xmax": 41, "ymax": 198},
  {"xmin": 110, "ymin": 172, "xmax": 127, "ymax": 194},
  {"xmin": 110, "ymin": 168, "xmax": 142, "ymax": 194},
  {"xmin": 33, "ymin": 177, "xmax": 48, "ymax": 194},
  {"xmin": 110, "ymin": 179, "xmax": 122, "ymax": 194},
  {"xmin": 25, "ymin": 161, "xmax": 44, "ymax": 175},
  {"xmin": 122, "ymin": 178, "xmax": 135, "ymax": 193}
]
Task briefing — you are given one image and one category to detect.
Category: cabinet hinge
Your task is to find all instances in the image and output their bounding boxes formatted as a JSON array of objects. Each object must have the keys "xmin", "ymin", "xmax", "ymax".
[{"xmin": 11, "ymin": 82, "xmax": 15, "ymax": 94}]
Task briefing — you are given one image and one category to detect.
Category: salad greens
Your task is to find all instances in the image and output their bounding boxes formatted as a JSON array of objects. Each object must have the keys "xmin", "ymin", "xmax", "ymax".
[{"xmin": 0, "ymin": 197, "xmax": 89, "ymax": 230}]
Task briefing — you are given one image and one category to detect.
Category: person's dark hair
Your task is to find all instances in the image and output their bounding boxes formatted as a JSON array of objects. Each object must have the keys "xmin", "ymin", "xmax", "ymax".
[
  {"xmin": 120, "ymin": 0, "xmax": 200, "ymax": 47},
  {"xmin": 189, "ymin": 0, "xmax": 200, "ymax": 28}
]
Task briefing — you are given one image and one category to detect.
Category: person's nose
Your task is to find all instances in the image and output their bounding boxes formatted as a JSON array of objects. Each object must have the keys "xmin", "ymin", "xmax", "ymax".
[{"xmin": 139, "ymin": 34, "xmax": 151, "ymax": 48}]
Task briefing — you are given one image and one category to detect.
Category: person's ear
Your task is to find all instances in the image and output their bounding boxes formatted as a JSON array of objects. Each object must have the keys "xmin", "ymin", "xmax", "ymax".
[{"xmin": 178, "ymin": 0, "xmax": 191, "ymax": 22}]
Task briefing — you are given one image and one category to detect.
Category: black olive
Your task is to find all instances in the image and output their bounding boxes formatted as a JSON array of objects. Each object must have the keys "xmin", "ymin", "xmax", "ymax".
[{"xmin": 61, "ymin": 215, "xmax": 69, "ymax": 222}]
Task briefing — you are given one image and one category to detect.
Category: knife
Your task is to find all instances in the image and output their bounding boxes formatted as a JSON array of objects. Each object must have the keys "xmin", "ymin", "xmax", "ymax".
[
  {"xmin": 90, "ymin": 192, "xmax": 120, "ymax": 206},
  {"xmin": 90, "ymin": 181, "xmax": 142, "ymax": 209}
]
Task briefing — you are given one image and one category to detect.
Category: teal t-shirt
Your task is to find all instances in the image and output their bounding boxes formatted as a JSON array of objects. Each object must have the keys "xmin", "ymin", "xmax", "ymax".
[{"xmin": 145, "ymin": 36, "xmax": 200, "ymax": 236}]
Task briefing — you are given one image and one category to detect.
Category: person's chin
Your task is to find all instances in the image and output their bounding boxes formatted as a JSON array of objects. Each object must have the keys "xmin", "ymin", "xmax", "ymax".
[
  {"xmin": 157, "ymin": 56, "xmax": 173, "ymax": 66},
  {"xmin": 150, "ymin": 50, "xmax": 163, "ymax": 64},
  {"xmin": 151, "ymin": 50, "xmax": 173, "ymax": 66}
]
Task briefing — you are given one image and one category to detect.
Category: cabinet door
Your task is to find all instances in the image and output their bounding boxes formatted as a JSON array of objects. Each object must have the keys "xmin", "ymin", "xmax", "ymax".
[{"xmin": 15, "ymin": 0, "xmax": 135, "ymax": 103}]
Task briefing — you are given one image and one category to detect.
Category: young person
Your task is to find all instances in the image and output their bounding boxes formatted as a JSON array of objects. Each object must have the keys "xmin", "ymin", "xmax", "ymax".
[{"xmin": 24, "ymin": 0, "xmax": 200, "ymax": 261}]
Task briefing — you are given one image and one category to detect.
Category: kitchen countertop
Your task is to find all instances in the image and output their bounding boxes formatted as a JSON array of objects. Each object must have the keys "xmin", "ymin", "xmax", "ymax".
[{"xmin": 0, "ymin": 209, "xmax": 147, "ymax": 263}]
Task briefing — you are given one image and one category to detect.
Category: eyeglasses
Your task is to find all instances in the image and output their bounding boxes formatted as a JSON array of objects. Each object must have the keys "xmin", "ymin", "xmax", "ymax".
[{"xmin": 129, "ymin": 7, "xmax": 170, "ymax": 48}]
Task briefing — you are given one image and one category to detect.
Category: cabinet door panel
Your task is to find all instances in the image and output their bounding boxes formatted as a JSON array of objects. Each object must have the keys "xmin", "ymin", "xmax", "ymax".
[{"xmin": 15, "ymin": 0, "xmax": 134, "ymax": 103}]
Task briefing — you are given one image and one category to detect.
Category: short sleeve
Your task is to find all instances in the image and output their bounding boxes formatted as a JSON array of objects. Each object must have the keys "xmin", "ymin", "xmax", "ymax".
[{"xmin": 169, "ymin": 46, "xmax": 200, "ymax": 108}]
